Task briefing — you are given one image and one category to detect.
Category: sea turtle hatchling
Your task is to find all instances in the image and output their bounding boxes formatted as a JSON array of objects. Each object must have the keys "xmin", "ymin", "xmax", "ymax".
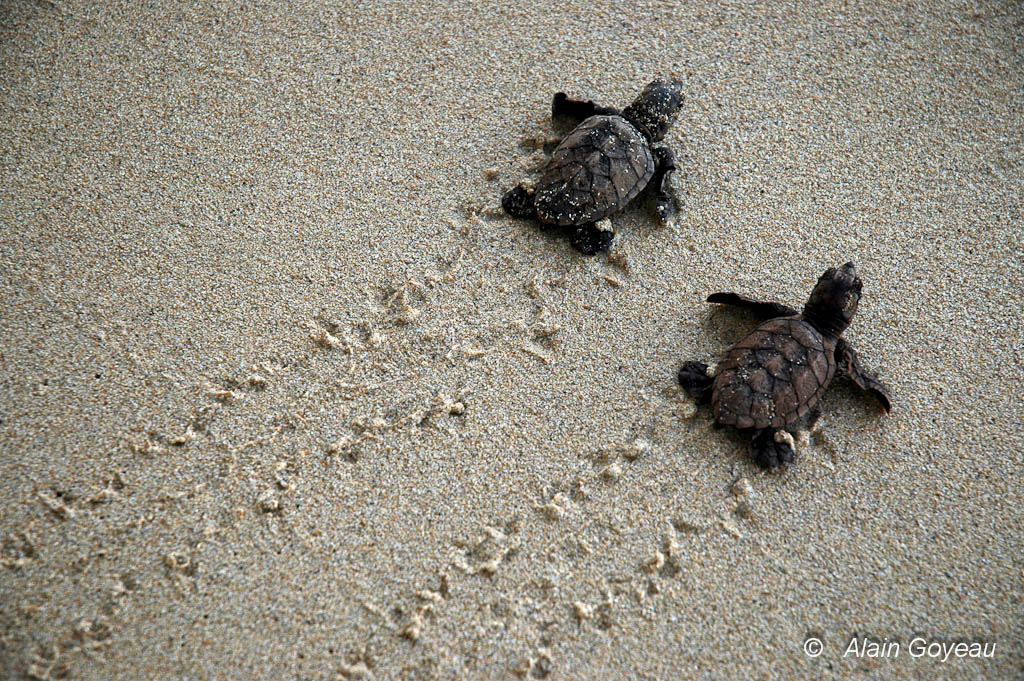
[
  {"xmin": 502, "ymin": 78, "xmax": 685, "ymax": 255},
  {"xmin": 678, "ymin": 263, "xmax": 892, "ymax": 469}
]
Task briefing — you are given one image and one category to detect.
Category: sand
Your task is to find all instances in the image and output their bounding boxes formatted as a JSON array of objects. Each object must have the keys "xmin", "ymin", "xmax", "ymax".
[{"xmin": 1, "ymin": 0, "xmax": 1022, "ymax": 679}]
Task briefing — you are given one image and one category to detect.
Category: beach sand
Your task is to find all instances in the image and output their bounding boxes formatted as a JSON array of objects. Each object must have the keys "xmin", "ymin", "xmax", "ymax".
[{"xmin": 1, "ymin": 0, "xmax": 1021, "ymax": 678}]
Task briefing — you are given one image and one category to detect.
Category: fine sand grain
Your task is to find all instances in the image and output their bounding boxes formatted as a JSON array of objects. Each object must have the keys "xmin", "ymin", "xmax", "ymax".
[{"xmin": 1, "ymin": 1, "xmax": 1022, "ymax": 679}]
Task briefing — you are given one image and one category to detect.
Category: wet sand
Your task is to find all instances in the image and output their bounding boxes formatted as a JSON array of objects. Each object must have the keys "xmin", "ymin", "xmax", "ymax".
[{"xmin": 1, "ymin": 1, "xmax": 1021, "ymax": 679}]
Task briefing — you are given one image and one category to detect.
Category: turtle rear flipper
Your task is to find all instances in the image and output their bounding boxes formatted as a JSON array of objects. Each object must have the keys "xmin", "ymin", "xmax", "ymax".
[
  {"xmin": 569, "ymin": 224, "xmax": 613, "ymax": 255},
  {"xmin": 707, "ymin": 292, "xmax": 798, "ymax": 319},
  {"xmin": 750, "ymin": 429, "xmax": 795, "ymax": 469},
  {"xmin": 551, "ymin": 92, "xmax": 619, "ymax": 123},
  {"xmin": 678, "ymin": 361, "xmax": 713, "ymax": 404},
  {"xmin": 502, "ymin": 185, "xmax": 537, "ymax": 220},
  {"xmin": 836, "ymin": 338, "xmax": 892, "ymax": 412}
]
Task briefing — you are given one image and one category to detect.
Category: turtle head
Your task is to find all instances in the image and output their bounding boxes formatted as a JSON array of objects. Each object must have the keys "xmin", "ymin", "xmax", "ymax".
[
  {"xmin": 621, "ymin": 78, "xmax": 685, "ymax": 143},
  {"xmin": 802, "ymin": 262, "xmax": 862, "ymax": 338}
]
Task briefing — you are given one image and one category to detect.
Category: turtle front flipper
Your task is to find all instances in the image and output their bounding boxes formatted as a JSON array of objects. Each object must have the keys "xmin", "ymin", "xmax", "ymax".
[
  {"xmin": 569, "ymin": 223, "xmax": 614, "ymax": 255},
  {"xmin": 678, "ymin": 361, "xmax": 713, "ymax": 404},
  {"xmin": 707, "ymin": 292, "xmax": 798, "ymax": 319},
  {"xmin": 750, "ymin": 429, "xmax": 795, "ymax": 469},
  {"xmin": 551, "ymin": 92, "xmax": 620, "ymax": 123},
  {"xmin": 835, "ymin": 338, "xmax": 892, "ymax": 412},
  {"xmin": 651, "ymin": 146, "xmax": 678, "ymax": 223}
]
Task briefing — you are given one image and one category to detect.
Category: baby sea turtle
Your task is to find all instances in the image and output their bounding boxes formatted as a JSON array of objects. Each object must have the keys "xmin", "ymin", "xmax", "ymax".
[
  {"xmin": 678, "ymin": 263, "xmax": 892, "ymax": 468},
  {"xmin": 502, "ymin": 78, "xmax": 685, "ymax": 255}
]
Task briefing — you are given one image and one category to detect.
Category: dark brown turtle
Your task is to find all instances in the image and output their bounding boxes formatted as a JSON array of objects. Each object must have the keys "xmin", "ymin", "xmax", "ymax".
[
  {"xmin": 678, "ymin": 263, "xmax": 892, "ymax": 468},
  {"xmin": 502, "ymin": 79, "xmax": 685, "ymax": 255}
]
